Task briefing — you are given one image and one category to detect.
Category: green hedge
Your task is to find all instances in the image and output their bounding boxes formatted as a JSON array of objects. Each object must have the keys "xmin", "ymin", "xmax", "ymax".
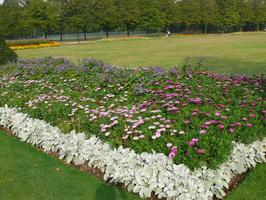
[{"xmin": 0, "ymin": 39, "xmax": 18, "ymax": 65}]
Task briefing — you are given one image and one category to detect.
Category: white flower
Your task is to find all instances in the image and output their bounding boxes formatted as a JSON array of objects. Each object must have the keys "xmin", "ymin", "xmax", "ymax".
[{"xmin": 179, "ymin": 131, "xmax": 185, "ymax": 135}]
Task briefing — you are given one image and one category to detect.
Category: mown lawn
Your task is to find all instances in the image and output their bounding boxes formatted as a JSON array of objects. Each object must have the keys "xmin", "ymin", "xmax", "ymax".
[
  {"xmin": 0, "ymin": 130, "xmax": 140, "ymax": 200},
  {"xmin": 0, "ymin": 130, "xmax": 265, "ymax": 200},
  {"xmin": 16, "ymin": 32, "xmax": 266, "ymax": 74}
]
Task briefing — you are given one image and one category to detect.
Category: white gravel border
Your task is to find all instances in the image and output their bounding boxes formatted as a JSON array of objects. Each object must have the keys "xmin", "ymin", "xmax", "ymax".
[{"xmin": 0, "ymin": 106, "xmax": 265, "ymax": 200}]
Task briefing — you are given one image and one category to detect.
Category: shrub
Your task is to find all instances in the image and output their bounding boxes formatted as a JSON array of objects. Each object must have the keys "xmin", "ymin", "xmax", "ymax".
[{"xmin": 0, "ymin": 39, "xmax": 17, "ymax": 65}]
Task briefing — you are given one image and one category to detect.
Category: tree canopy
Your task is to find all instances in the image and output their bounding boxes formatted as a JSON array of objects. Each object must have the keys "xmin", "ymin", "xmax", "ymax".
[{"xmin": 0, "ymin": 0, "xmax": 266, "ymax": 39}]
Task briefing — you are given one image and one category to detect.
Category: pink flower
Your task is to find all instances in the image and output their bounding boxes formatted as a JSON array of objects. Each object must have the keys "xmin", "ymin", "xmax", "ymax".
[
  {"xmin": 215, "ymin": 112, "xmax": 221, "ymax": 117},
  {"xmin": 236, "ymin": 122, "xmax": 241, "ymax": 126},
  {"xmin": 191, "ymin": 138, "xmax": 199, "ymax": 142},
  {"xmin": 242, "ymin": 118, "xmax": 248, "ymax": 121},
  {"xmin": 210, "ymin": 120, "xmax": 218, "ymax": 124},
  {"xmin": 197, "ymin": 149, "xmax": 205, "ymax": 155},
  {"xmin": 229, "ymin": 128, "xmax": 235, "ymax": 133},
  {"xmin": 183, "ymin": 120, "xmax": 190, "ymax": 124},
  {"xmin": 188, "ymin": 141, "xmax": 196, "ymax": 147},
  {"xmin": 218, "ymin": 125, "xmax": 224, "ymax": 129},
  {"xmin": 171, "ymin": 146, "xmax": 178, "ymax": 154},
  {"xmin": 246, "ymin": 123, "xmax": 253, "ymax": 127},
  {"xmin": 199, "ymin": 130, "xmax": 207, "ymax": 135},
  {"xmin": 168, "ymin": 151, "xmax": 176, "ymax": 159},
  {"xmin": 249, "ymin": 114, "xmax": 255, "ymax": 118}
]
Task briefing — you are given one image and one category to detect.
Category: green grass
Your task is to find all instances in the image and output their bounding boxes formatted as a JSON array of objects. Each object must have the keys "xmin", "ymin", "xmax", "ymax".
[
  {"xmin": 0, "ymin": 130, "xmax": 141, "ymax": 200},
  {"xmin": 0, "ymin": 130, "xmax": 265, "ymax": 200},
  {"xmin": 16, "ymin": 32, "xmax": 266, "ymax": 74},
  {"xmin": 225, "ymin": 163, "xmax": 266, "ymax": 200}
]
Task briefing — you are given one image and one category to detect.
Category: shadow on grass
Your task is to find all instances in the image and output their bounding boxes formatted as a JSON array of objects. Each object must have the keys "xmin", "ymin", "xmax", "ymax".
[
  {"xmin": 94, "ymin": 184, "xmax": 129, "ymax": 200},
  {"xmin": 204, "ymin": 57, "xmax": 266, "ymax": 75}
]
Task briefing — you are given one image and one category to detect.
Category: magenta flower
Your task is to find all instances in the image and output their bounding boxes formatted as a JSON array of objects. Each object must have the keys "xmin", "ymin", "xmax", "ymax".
[
  {"xmin": 191, "ymin": 138, "xmax": 199, "ymax": 142},
  {"xmin": 249, "ymin": 114, "xmax": 255, "ymax": 118},
  {"xmin": 246, "ymin": 123, "xmax": 253, "ymax": 127},
  {"xmin": 188, "ymin": 141, "xmax": 196, "ymax": 147},
  {"xmin": 197, "ymin": 149, "xmax": 205, "ymax": 155},
  {"xmin": 171, "ymin": 146, "xmax": 178, "ymax": 154},
  {"xmin": 210, "ymin": 120, "xmax": 218, "ymax": 124},
  {"xmin": 218, "ymin": 125, "xmax": 224, "ymax": 129},
  {"xmin": 215, "ymin": 112, "xmax": 221, "ymax": 117},
  {"xmin": 242, "ymin": 117, "xmax": 248, "ymax": 121}
]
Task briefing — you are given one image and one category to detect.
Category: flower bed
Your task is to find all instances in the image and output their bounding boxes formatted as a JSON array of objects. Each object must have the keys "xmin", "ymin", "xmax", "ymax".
[
  {"xmin": 7, "ymin": 39, "xmax": 59, "ymax": 50},
  {"xmin": 0, "ymin": 57, "xmax": 265, "ymax": 199},
  {"xmin": 0, "ymin": 106, "xmax": 265, "ymax": 199},
  {"xmin": 1, "ymin": 57, "xmax": 265, "ymax": 169}
]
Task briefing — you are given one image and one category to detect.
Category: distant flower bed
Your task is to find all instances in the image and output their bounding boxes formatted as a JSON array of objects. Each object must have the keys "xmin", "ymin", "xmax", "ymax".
[
  {"xmin": 0, "ymin": 57, "xmax": 265, "ymax": 170},
  {"xmin": 7, "ymin": 39, "xmax": 59, "ymax": 50}
]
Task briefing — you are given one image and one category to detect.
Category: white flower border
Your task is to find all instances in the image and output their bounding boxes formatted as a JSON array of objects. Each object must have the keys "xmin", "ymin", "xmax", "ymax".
[{"xmin": 0, "ymin": 106, "xmax": 265, "ymax": 200}]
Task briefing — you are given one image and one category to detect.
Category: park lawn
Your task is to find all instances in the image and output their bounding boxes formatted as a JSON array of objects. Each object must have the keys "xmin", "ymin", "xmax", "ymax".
[
  {"xmin": 0, "ymin": 130, "xmax": 141, "ymax": 200},
  {"xmin": 0, "ymin": 130, "xmax": 265, "ymax": 200},
  {"xmin": 16, "ymin": 32, "xmax": 266, "ymax": 74}
]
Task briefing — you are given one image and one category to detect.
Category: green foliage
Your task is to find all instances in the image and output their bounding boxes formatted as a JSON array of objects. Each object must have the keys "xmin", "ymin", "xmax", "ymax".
[
  {"xmin": 1, "ymin": 0, "xmax": 266, "ymax": 39},
  {"xmin": 138, "ymin": 0, "xmax": 165, "ymax": 34},
  {"xmin": 0, "ymin": 39, "xmax": 17, "ymax": 65},
  {"xmin": 93, "ymin": 0, "xmax": 120, "ymax": 37}
]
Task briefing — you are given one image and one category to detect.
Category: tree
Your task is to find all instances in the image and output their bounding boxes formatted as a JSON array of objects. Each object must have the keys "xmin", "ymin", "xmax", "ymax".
[
  {"xmin": 216, "ymin": 0, "xmax": 240, "ymax": 33},
  {"xmin": 24, "ymin": 0, "xmax": 58, "ymax": 39},
  {"xmin": 161, "ymin": 0, "xmax": 180, "ymax": 31},
  {"xmin": 93, "ymin": 0, "xmax": 119, "ymax": 38},
  {"xmin": 178, "ymin": 0, "xmax": 201, "ymax": 33},
  {"xmin": 0, "ymin": 0, "xmax": 25, "ymax": 39},
  {"xmin": 252, "ymin": 0, "xmax": 266, "ymax": 31},
  {"xmin": 199, "ymin": 0, "xmax": 219, "ymax": 34},
  {"xmin": 138, "ymin": 0, "xmax": 165, "ymax": 34},
  {"xmin": 49, "ymin": 0, "xmax": 69, "ymax": 41},
  {"xmin": 115, "ymin": 0, "xmax": 140, "ymax": 36},
  {"xmin": 237, "ymin": 0, "xmax": 254, "ymax": 31},
  {"xmin": 66, "ymin": 0, "xmax": 94, "ymax": 41}
]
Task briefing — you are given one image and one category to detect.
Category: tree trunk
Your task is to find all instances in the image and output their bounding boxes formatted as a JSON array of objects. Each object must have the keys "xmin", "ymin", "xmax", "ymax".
[
  {"xmin": 77, "ymin": 33, "xmax": 80, "ymax": 43},
  {"xmin": 186, "ymin": 25, "xmax": 189, "ymax": 33},
  {"xmin": 204, "ymin": 23, "xmax": 208, "ymax": 34},
  {"xmin": 106, "ymin": 30, "xmax": 109, "ymax": 38},
  {"xmin": 60, "ymin": 31, "xmax": 63, "ymax": 41},
  {"xmin": 44, "ymin": 32, "xmax": 47, "ymax": 39},
  {"xmin": 256, "ymin": 24, "xmax": 260, "ymax": 31},
  {"xmin": 83, "ymin": 31, "xmax": 87, "ymax": 40},
  {"xmin": 127, "ymin": 28, "xmax": 130, "ymax": 37}
]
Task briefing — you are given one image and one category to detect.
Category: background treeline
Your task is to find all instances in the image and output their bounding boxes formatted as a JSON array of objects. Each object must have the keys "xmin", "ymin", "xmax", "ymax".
[{"xmin": 0, "ymin": 0, "xmax": 266, "ymax": 40}]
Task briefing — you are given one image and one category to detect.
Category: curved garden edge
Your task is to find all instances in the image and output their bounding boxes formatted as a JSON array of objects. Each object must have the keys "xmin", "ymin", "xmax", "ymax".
[{"xmin": 0, "ymin": 106, "xmax": 265, "ymax": 200}]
